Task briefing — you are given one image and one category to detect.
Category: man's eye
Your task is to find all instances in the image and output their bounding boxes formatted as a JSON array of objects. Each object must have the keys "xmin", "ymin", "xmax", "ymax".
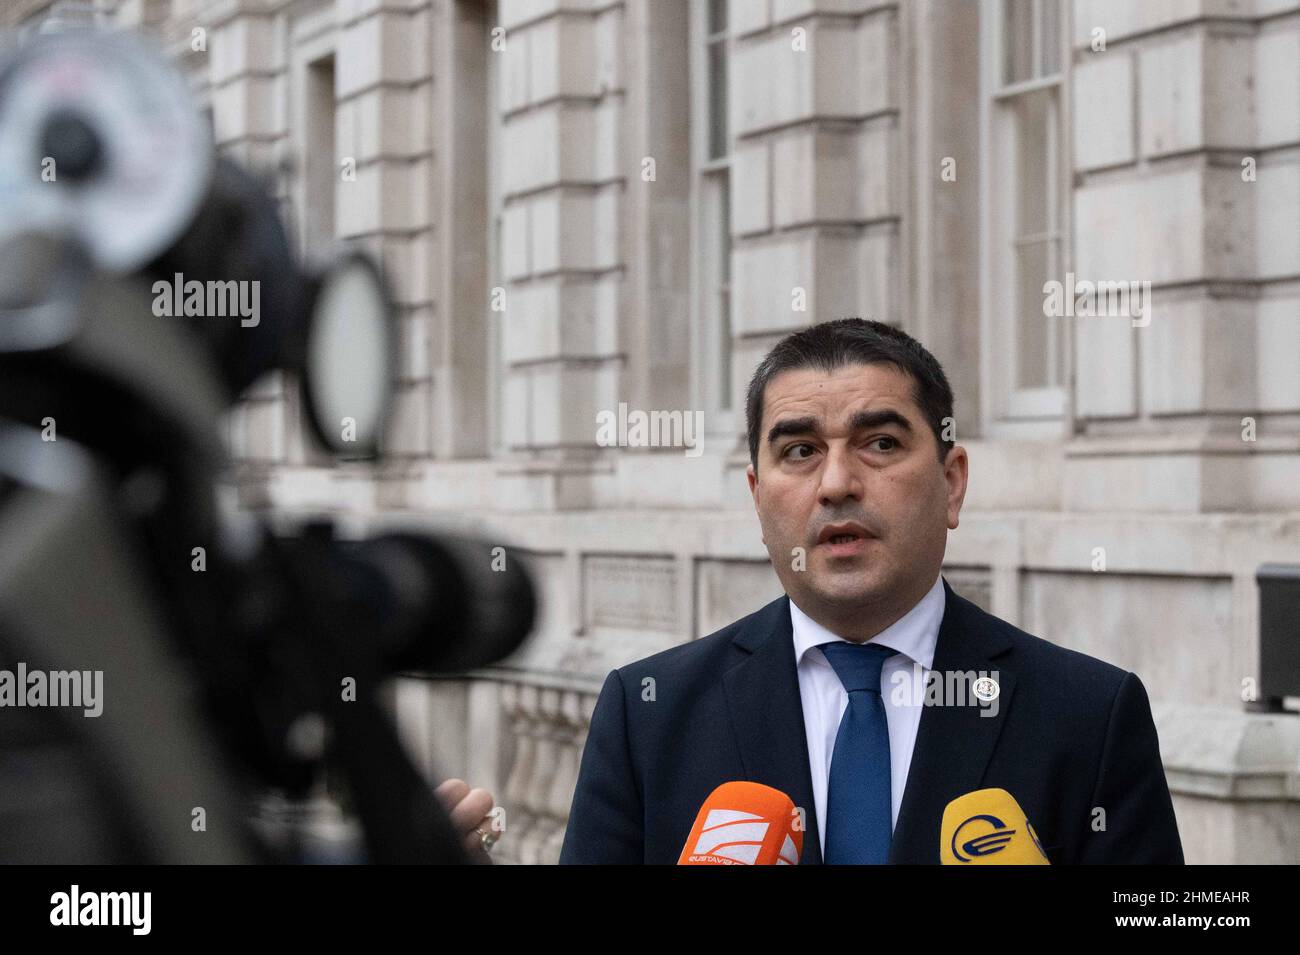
[
  {"xmin": 784, "ymin": 443, "xmax": 815, "ymax": 460},
  {"xmin": 869, "ymin": 436, "xmax": 897, "ymax": 452}
]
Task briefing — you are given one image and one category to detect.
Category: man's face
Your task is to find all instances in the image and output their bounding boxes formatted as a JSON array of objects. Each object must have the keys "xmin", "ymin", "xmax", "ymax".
[{"xmin": 746, "ymin": 362, "xmax": 968, "ymax": 624}]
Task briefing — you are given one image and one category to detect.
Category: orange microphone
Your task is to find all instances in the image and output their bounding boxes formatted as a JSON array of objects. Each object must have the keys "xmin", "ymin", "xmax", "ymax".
[{"xmin": 677, "ymin": 781, "xmax": 803, "ymax": 865}]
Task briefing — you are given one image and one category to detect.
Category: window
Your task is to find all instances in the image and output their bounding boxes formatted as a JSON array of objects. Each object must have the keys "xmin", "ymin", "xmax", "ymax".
[
  {"xmin": 691, "ymin": 0, "xmax": 733, "ymax": 430},
  {"xmin": 434, "ymin": 0, "xmax": 495, "ymax": 458},
  {"xmin": 981, "ymin": 0, "xmax": 1069, "ymax": 427},
  {"xmin": 303, "ymin": 55, "xmax": 336, "ymax": 258},
  {"xmin": 278, "ymin": 51, "xmax": 338, "ymax": 467}
]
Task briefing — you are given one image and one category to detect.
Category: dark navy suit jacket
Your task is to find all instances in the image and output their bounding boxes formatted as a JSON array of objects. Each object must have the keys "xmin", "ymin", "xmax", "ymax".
[{"xmin": 559, "ymin": 576, "xmax": 1184, "ymax": 864}]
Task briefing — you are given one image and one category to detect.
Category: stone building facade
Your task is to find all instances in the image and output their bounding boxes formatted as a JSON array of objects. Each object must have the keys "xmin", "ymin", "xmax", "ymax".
[{"xmin": 6, "ymin": 0, "xmax": 1300, "ymax": 863}]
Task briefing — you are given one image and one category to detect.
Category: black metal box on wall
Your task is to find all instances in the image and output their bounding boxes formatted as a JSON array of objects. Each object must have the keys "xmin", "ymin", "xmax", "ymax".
[{"xmin": 1255, "ymin": 564, "xmax": 1300, "ymax": 712}]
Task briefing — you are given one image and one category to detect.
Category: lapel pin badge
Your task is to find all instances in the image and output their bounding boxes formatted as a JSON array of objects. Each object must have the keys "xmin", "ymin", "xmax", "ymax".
[{"xmin": 972, "ymin": 676, "xmax": 1000, "ymax": 703}]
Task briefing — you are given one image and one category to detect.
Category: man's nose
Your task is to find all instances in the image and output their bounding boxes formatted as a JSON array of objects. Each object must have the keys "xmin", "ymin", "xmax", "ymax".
[{"xmin": 817, "ymin": 444, "xmax": 864, "ymax": 506}]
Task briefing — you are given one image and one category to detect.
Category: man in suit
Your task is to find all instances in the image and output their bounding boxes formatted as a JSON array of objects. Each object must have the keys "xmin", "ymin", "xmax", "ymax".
[{"xmin": 559, "ymin": 318, "xmax": 1183, "ymax": 864}]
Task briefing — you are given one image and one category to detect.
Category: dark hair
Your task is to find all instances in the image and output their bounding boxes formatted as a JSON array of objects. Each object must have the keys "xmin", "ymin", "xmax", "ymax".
[{"xmin": 745, "ymin": 318, "xmax": 955, "ymax": 472}]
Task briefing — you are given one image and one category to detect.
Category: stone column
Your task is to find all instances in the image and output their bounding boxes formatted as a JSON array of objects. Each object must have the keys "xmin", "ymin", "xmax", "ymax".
[
  {"xmin": 726, "ymin": 0, "xmax": 902, "ymax": 484},
  {"xmin": 1067, "ymin": 0, "xmax": 1300, "ymax": 513},
  {"xmin": 208, "ymin": 1, "xmax": 291, "ymax": 473},
  {"xmin": 622, "ymin": 0, "xmax": 692, "ymax": 431},
  {"xmin": 336, "ymin": 0, "xmax": 435, "ymax": 460},
  {"xmin": 494, "ymin": 0, "xmax": 627, "ymax": 509},
  {"xmin": 904, "ymin": 0, "xmax": 983, "ymax": 438},
  {"xmin": 432, "ymin": 0, "xmax": 491, "ymax": 461}
]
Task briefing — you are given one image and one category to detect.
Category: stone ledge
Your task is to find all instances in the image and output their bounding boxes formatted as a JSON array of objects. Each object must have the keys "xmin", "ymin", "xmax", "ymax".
[
  {"xmin": 1065, "ymin": 434, "xmax": 1300, "ymax": 456},
  {"xmin": 1156, "ymin": 702, "xmax": 1300, "ymax": 800}
]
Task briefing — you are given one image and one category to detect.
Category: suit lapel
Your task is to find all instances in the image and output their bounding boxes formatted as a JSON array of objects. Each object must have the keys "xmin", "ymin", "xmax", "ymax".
[
  {"xmin": 723, "ymin": 594, "xmax": 825, "ymax": 865},
  {"xmin": 888, "ymin": 577, "xmax": 1017, "ymax": 863}
]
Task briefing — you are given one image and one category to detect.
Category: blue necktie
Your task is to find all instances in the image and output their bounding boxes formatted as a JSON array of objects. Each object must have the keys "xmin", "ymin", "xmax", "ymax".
[{"xmin": 819, "ymin": 641, "xmax": 898, "ymax": 864}]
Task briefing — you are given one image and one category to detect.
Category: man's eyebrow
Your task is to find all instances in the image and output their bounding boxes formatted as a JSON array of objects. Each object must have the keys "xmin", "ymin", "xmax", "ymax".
[
  {"xmin": 848, "ymin": 408, "xmax": 914, "ymax": 433},
  {"xmin": 766, "ymin": 416, "xmax": 819, "ymax": 447},
  {"xmin": 766, "ymin": 409, "xmax": 915, "ymax": 448}
]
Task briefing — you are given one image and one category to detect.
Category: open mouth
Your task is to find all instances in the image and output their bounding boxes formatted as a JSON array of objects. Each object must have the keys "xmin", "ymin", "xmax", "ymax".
[
  {"xmin": 820, "ymin": 535, "xmax": 869, "ymax": 559},
  {"xmin": 816, "ymin": 521, "xmax": 874, "ymax": 546},
  {"xmin": 817, "ymin": 527, "xmax": 873, "ymax": 552}
]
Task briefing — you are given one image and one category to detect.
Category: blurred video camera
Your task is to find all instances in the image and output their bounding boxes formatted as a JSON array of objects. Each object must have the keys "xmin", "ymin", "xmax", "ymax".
[{"xmin": 0, "ymin": 25, "xmax": 535, "ymax": 863}]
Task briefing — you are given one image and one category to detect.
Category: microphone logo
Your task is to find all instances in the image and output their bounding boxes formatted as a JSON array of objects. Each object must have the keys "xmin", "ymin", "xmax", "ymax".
[
  {"xmin": 950, "ymin": 813, "xmax": 1016, "ymax": 862},
  {"xmin": 678, "ymin": 782, "xmax": 804, "ymax": 865},
  {"xmin": 940, "ymin": 789, "xmax": 1049, "ymax": 864},
  {"xmin": 687, "ymin": 809, "xmax": 772, "ymax": 865}
]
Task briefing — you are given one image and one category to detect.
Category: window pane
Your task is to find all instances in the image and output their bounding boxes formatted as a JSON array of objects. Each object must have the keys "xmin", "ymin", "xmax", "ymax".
[
  {"xmin": 719, "ymin": 175, "xmax": 732, "ymax": 409},
  {"xmin": 1039, "ymin": 0, "xmax": 1061, "ymax": 75},
  {"xmin": 709, "ymin": 0, "xmax": 727, "ymax": 35},
  {"xmin": 1013, "ymin": 89, "xmax": 1050, "ymax": 236},
  {"xmin": 702, "ymin": 172, "xmax": 732, "ymax": 415},
  {"xmin": 708, "ymin": 42, "xmax": 728, "ymax": 160},
  {"xmin": 305, "ymin": 57, "xmax": 337, "ymax": 256},
  {"xmin": 1004, "ymin": 0, "xmax": 1034, "ymax": 85},
  {"xmin": 1014, "ymin": 240, "xmax": 1051, "ymax": 389}
]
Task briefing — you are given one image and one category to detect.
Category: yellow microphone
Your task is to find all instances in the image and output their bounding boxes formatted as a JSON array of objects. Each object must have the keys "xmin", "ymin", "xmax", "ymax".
[{"xmin": 940, "ymin": 788, "xmax": 1050, "ymax": 865}]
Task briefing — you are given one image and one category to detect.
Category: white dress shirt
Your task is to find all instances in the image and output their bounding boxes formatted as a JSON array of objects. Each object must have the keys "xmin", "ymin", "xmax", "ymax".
[{"xmin": 790, "ymin": 572, "xmax": 945, "ymax": 857}]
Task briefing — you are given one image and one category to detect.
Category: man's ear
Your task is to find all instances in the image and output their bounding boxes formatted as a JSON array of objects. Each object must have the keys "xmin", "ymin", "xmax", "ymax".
[
  {"xmin": 944, "ymin": 445, "xmax": 969, "ymax": 530},
  {"xmin": 747, "ymin": 463, "xmax": 766, "ymax": 545}
]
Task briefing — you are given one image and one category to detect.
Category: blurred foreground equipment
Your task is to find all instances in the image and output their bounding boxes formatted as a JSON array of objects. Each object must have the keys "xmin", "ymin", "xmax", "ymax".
[{"xmin": 0, "ymin": 26, "xmax": 535, "ymax": 863}]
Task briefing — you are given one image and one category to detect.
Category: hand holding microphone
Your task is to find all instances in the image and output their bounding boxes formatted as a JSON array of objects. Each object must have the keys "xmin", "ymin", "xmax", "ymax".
[{"xmin": 434, "ymin": 778, "xmax": 501, "ymax": 864}]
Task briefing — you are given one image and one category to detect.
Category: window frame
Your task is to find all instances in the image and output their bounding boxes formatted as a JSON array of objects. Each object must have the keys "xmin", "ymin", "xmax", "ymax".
[
  {"xmin": 689, "ymin": 0, "xmax": 736, "ymax": 440},
  {"xmin": 979, "ymin": 0, "xmax": 1074, "ymax": 435}
]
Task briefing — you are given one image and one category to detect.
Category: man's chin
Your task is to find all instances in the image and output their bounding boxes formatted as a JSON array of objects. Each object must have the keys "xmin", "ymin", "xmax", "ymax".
[{"xmin": 805, "ymin": 578, "xmax": 888, "ymax": 609}]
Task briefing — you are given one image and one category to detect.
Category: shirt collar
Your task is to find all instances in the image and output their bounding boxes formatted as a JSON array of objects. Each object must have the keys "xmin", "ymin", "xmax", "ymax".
[{"xmin": 790, "ymin": 572, "xmax": 945, "ymax": 671}]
